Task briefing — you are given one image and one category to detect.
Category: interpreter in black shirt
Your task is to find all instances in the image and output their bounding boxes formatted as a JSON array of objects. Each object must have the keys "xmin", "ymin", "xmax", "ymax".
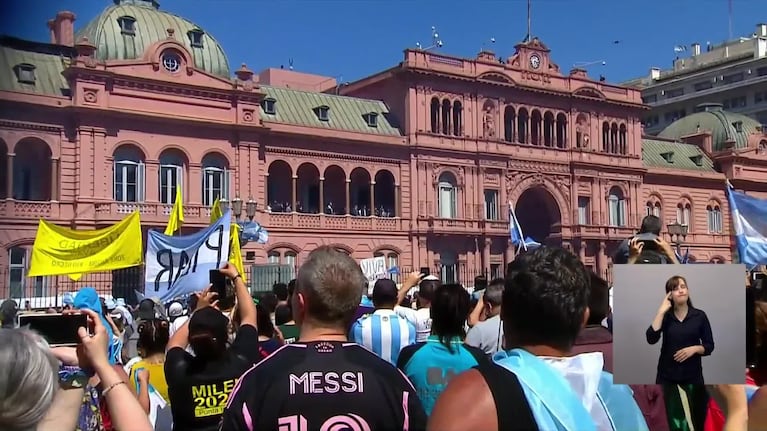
[
  {"xmin": 646, "ymin": 275, "xmax": 714, "ymax": 385},
  {"xmin": 221, "ymin": 246, "xmax": 427, "ymax": 431},
  {"xmin": 164, "ymin": 263, "xmax": 260, "ymax": 431}
]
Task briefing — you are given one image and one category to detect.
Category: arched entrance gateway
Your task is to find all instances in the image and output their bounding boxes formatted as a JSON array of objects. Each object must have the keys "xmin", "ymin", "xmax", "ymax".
[{"xmin": 514, "ymin": 187, "xmax": 563, "ymax": 246}]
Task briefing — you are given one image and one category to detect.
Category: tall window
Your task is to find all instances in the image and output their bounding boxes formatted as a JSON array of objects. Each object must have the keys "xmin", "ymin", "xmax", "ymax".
[
  {"xmin": 676, "ymin": 203, "xmax": 691, "ymax": 226},
  {"xmin": 440, "ymin": 251, "xmax": 457, "ymax": 283},
  {"xmin": 201, "ymin": 153, "xmax": 230, "ymax": 206},
  {"xmin": 707, "ymin": 205, "xmax": 722, "ymax": 233},
  {"xmin": 158, "ymin": 150, "xmax": 185, "ymax": 205},
  {"xmin": 578, "ymin": 196, "xmax": 590, "ymax": 224},
  {"xmin": 645, "ymin": 201, "xmax": 661, "ymax": 217},
  {"xmin": 438, "ymin": 172, "xmax": 457, "ymax": 218},
  {"xmin": 113, "ymin": 145, "xmax": 145, "ymax": 202},
  {"xmin": 284, "ymin": 251, "xmax": 297, "ymax": 268},
  {"xmin": 267, "ymin": 251, "xmax": 280, "ymax": 264},
  {"xmin": 484, "ymin": 190, "xmax": 499, "ymax": 220},
  {"xmin": 8, "ymin": 246, "xmax": 46, "ymax": 298},
  {"xmin": 607, "ymin": 187, "xmax": 626, "ymax": 227}
]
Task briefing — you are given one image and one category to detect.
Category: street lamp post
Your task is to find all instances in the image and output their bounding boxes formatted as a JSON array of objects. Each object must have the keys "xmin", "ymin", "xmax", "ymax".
[
  {"xmin": 220, "ymin": 196, "xmax": 258, "ymax": 247},
  {"xmin": 667, "ymin": 222, "xmax": 688, "ymax": 259}
]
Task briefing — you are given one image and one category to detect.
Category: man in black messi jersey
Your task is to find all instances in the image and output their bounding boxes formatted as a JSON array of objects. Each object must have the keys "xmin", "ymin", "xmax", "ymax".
[{"xmin": 221, "ymin": 245, "xmax": 427, "ymax": 431}]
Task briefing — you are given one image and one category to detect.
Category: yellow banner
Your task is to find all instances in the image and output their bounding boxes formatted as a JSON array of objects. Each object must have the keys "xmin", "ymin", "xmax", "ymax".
[{"xmin": 28, "ymin": 211, "xmax": 144, "ymax": 280}]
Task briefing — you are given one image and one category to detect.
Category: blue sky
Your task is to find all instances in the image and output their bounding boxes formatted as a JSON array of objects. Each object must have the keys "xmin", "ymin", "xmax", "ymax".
[{"xmin": 1, "ymin": 0, "xmax": 763, "ymax": 84}]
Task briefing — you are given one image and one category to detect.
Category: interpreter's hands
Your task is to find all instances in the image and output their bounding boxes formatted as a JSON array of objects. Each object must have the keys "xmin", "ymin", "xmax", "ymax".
[
  {"xmin": 219, "ymin": 262, "xmax": 239, "ymax": 279},
  {"xmin": 628, "ymin": 237, "xmax": 644, "ymax": 258},
  {"xmin": 673, "ymin": 345, "xmax": 702, "ymax": 363},
  {"xmin": 71, "ymin": 308, "xmax": 110, "ymax": 370},
  {"xmin": 658, "ymin": 292, "xmax": 673, "ymax": 315},
  {"xmin": 136, "ymin": 368, "xmax": 150, "ymax": 385},
  {"xmin": 195, "ymin": 285, "xmax": 219, "ymax": 311},
  {"xmin": 404, "ymin": 271, "xmax": 424, "ymax": 287}
]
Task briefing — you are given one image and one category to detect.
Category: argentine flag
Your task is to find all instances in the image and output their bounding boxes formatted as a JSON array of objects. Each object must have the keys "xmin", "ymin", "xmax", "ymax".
[
  {"xmin": 726, "ymin": 183, "xmax": 767, "ymax": 267},
  {"xmin": 508, "ymin": 202, "xmax": 527, "ymax": 251}
]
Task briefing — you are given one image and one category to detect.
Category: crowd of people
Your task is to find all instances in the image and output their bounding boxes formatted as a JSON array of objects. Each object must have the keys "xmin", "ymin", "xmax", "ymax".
[{"xmin": 0, "ymin": 224, "xmax": 766, "ymax": 430}]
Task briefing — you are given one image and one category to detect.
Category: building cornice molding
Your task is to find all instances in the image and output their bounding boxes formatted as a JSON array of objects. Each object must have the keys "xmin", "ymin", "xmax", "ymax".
[
  {"xmin": 266, "ymin": 145, "xmax": 402, "ymax": 165},
  {"xmin": 0, "ymin": 119, "xmax": 62, "ymax": 133}
]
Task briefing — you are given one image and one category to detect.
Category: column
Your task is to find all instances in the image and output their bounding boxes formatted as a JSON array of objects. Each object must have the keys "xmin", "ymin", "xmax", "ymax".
[
  {"xmin": 345, "ymin": 179, "xmax": 351, "ymax": 214},
  {"xmin": 50, "ymin": 158, "xmax": 59, "ymax": 201},
  {"xmin": 319, "ymin": 177, "xmax": 325, "ymax": 213},
  {"xmin": 394, "ymin": 184, "xmax": 401, "ymax": 217},
  {"xmin": 291, "ymin": 175, "xmax": 297, "ymax": 210},
  {"xmin": 597, "ymin": 241, "xmax": 607, "ymax": 277},
  {"xmin": 483, "ymin": 238, "xmax": 492, "ymax": 276},
  {"xmin": 579, "ymin": 241, "xmax": 587, "ymax": 262},
  {"xmin": 369, "ymin": 181, "xmax": 375, "ymax": 215},
  {"xmin": 6, "ymin": 153, "xmax": 13, "ymax": 199}
]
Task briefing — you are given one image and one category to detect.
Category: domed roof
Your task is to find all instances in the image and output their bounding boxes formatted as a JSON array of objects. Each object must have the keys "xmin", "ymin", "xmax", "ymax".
[
  {"xmin": 76, "ymin": 0, "xmax": 230, "ymax": 77},
  {"xmin": 658, "ymin": 103, "xmax": 761, "ymax": 152}
]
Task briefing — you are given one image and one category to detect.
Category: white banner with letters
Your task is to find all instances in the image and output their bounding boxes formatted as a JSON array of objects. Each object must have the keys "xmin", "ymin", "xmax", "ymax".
[
  {"xmin": 144, "ymin": 210, "xmax": 231, "ymax": 302},
  {"xmin": 360, "ymin": 256, "xmax": 387, "ymax": 282}
]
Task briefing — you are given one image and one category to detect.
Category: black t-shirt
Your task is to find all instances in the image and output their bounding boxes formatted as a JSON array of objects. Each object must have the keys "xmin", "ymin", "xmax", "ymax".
[
  {"xmin": 646, "ymin": 307, "xmax": 714, "ymax": 385},
  {"xmin": 165, "ymin": 324, "xmax": 260, "ymax": 431},
  {"xmin": 221, "ymin": 341, "xmax": 428, "ymax": 431}
]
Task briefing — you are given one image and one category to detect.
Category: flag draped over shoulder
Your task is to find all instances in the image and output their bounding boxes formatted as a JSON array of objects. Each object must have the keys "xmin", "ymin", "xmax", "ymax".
[
  {"xmin": 726, "ymin": 184, "xmax": 767, "ymax": 267},
  {"xmin": 164, "ymin": 186, "xmax": 184, "ymax": 236},
  {"xmin": 28, "ymin": 211, "xmax": 143, "ymax": 280},
  {"xmin": 210, "ymin": 198, "xmax": 246, "ymax": 282}
]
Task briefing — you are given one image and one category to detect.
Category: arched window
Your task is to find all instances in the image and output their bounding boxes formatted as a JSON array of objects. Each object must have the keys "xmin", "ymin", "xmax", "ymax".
[
  {"xmin": 619, "ymin": 124, "xmax": 627, "ymax": 154},
  {"xmin": 267, "ymin": 251, "xmax": 280, "ymax": 264},
  {"xmin": 452, "ymin": 101, "xmax": 463, "ymax": 136},
  {"xmin": 645, "ymin": 201, "xmax": 661, "ymax": 217},
  {"xmin": 517, "ymin": 108, "xmax": 529, "ymax": 144},
  {"xmin": 441, "ymin": 99, "xmax": 452, "ymax": 135},
  {"xmin": 608, "ymin": 187, "xmax": 626, "ymax": 226},
  {"xmin": 602, "ymin": 122, "xmax": 610, "ymax": 152},
  {"xmin": 610, "ymin": 123, "xmax": 618, "ymax": 153},
  {"xmin": 430, "ymin": 97, "xmax": 440, "ymax": 133},
  {"xmin": 503, "ymin": 106, "xmax": 516, "ymax": 142},
  {"xmin": 201, "ymin": 153, "xmax": 230, "ymax": 206},
  {"xmin": 7, "ymin": 246, "xmax": 47, "ymax": 299},
  {"xmin": 113, "ymin": 145, "xmax": 145, "ymax": 202},
  {"xmin": 158, "ymin": 150, "xmax": 186, "ymax": 205},
  {"xmin": 707, "ymin": 204, "xmax": 722, "ymax": 233},
  {"xmin": 555, "ymin": 113, "xmax": 567, "ymax": 148},
  {"xmin": 676, "ymin": 202, "xmax": 691, "ymax": 226},
  {"xmin": 437, "ymin": 172, "xmax": 457, "ymax": 218}
]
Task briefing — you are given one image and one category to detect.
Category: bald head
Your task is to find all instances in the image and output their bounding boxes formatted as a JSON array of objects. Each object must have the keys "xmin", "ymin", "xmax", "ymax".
[{"xmin": 296, "ymin": 246, "xmax": 367, "ymax": 328}]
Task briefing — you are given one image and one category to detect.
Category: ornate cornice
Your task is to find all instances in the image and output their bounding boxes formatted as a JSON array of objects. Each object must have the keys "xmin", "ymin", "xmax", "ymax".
[
  {"xmin": 266, "ymin": 146, "xmax": 401, "ymax": 165},
  {"xmin": 0, "ymin": 119, "xmax": 62, "ymax": 133},
  {"xmin": 508, "ymin": 159, "xmax": 569, "ymax": 174}
]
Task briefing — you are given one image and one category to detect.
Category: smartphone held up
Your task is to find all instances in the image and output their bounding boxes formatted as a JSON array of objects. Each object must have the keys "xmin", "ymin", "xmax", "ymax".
[{"xmin": 18, "ymin": 312, "xmax": 88, "ymax": 347}]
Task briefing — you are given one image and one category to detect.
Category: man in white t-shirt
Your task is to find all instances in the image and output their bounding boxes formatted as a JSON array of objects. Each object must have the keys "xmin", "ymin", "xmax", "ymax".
[
  {"xmin": 168, "ymin": 301, "xmax": 189, "ymax": 337},
  {"xmin": 394, "ymin": 272, "xmax": 440, "ymax": 342}
]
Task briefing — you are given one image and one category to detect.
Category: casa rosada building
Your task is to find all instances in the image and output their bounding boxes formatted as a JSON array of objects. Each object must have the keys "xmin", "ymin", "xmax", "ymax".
[{"xmin": 1, "ymin": 0, "xmax": 767, "ymax": 298}]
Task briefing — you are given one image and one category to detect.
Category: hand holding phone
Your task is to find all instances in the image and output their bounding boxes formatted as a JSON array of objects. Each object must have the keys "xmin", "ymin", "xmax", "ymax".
[
  {"xmin": 19, "ymin": 313, "xmax": 87, "ymax": 347},
  {"xmin": 209, "ymin": 269, "xmax": 228, "ymax": 298}
]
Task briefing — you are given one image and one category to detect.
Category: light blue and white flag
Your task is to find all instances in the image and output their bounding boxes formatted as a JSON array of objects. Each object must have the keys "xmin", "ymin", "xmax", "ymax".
[
  {"xmin": 144, "ymin": 209, "xmax": 232, "ymax": 302},
  {"xmin": 509, "ymin": 201, "xmax": 527, "ymax": 252},
  {"xmin": 727, "ymin": 183, "xmax": 767, "ymax": 268}
]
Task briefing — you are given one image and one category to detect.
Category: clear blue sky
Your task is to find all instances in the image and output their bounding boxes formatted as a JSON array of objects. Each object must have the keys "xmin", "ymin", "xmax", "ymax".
[{"xmin": 1, "ymin": 0, "xmax": 763, "ymax": 84}]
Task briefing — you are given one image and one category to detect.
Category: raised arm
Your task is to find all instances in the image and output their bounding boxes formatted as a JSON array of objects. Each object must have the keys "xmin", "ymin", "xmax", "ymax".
[
  {"xmin": 221, "ymin": 262, "xmax": 257, "ymax": 328},
  {"xmin": 647, "ymin": 293, "xmax": 672, "ymax": 344}
]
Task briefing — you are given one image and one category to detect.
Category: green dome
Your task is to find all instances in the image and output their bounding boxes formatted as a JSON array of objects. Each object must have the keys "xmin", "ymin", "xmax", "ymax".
[
  {"xmin": 76, "ymin": 0, "xmax": 230, "ymax": 77},
  {"xmin": 658, "ymin": 103, "xmax": 761, "ymax": 152}
]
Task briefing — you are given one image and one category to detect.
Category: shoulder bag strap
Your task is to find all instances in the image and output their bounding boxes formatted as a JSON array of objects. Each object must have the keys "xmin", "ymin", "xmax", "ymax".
[{"xmin": 475, "ymin": 362, "xmax": 539, "ymax": 431}]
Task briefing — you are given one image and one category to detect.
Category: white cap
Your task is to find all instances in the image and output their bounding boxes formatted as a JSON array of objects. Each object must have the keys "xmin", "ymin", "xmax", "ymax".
[{"xmin": 168, "ymin": 302, "xmax": 185, "ymax": 318}]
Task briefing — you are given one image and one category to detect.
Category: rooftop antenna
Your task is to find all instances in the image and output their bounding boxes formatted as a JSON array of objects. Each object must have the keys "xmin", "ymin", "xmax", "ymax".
[
  {"xmin": 415, "ymin": 26, "xmax": 443, "ymax": 51},
  {"xmin": 573, "ymin": 60, "xmax": 606, "ymax": 69},
  {"xmin": 288, "ymin": 58, "xmax": 294, "ymax": 71}
]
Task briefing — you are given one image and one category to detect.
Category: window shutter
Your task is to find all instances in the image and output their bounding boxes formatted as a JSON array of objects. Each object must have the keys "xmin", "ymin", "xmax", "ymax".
[
  {"xmin": 225, "ymin": 168, "xmax": 231, "ymax": 200},
  {"xmin": 178, "ymin": 166, "xmax": 184, "ymax": 202},
  {"xmin": 113, "ymin": 161, "xmax": 118, "ymax": 200},
  {"xmin": 619, "ymin": 199, "xmax": 626, "ymax": 226},
  {"xmin": 138, "ymin": 162, "xmax": 145, "ymax": 202},
  {"xmin": 202, "ymin": 167, "xmax": 207, "ymax": 206}
]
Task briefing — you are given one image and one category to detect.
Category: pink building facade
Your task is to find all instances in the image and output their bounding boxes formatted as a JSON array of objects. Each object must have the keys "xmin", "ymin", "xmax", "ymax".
[{"xmin": 2, "ymin": 1, "xmax": 767, "ymax": 298}]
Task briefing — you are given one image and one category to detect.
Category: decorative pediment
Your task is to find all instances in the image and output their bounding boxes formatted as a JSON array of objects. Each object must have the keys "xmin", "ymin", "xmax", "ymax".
[
  {"xmin": 477, "ymin": 72, "xmax": 515, "ymax": 85},
  {"xmin": 573, "ymin": 86, "xmax": 606, "ymax": 100}
]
